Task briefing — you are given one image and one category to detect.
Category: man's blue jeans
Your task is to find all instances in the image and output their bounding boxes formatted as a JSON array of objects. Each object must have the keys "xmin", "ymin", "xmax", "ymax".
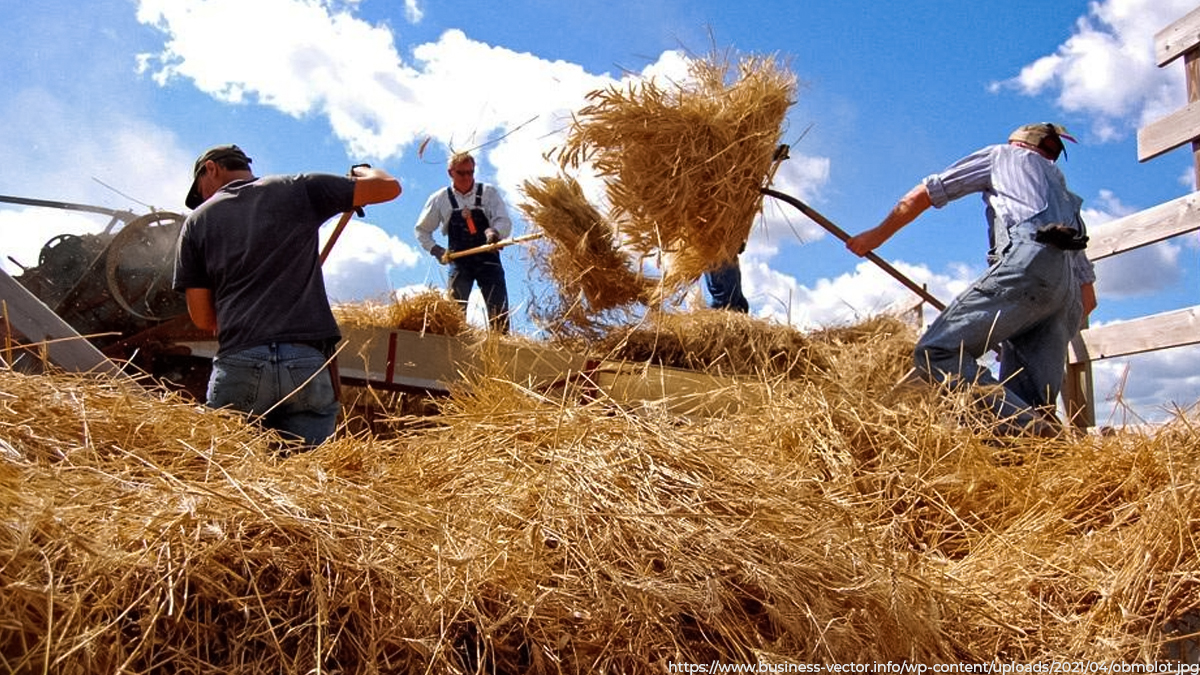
[
  {"xmin": 914, "ymin": 238, "xmax": 1082, "ymax": 432},
  {"xmin": 207, "ymin": 342, "xmax": 340, "ymax": 448},
  {"xmin": 705, "ymin": 260, "xmax": 749, "ymax": 313}
]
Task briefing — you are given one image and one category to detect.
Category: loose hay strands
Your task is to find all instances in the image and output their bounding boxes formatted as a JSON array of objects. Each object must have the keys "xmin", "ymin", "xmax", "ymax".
[
  {"xmin": 334, "ymin": 290, "xmax": 470, "ymax": 336},
  {"xmin": 519, "ymin": 175, "xmax": 651, "ymax": 335},
  {"xmin": 557, "ymin": 51, "xmax": 795, "ymax": 293},
  {"xmin": 595, "ymin": 308, "xmax": 833, "ymax": 380},
  {"xmin": 5, "ymin": 319, "xmax": 1200, "ymax": 672}
]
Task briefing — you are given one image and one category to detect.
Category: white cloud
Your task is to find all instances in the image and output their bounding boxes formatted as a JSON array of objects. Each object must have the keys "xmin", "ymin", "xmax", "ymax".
[
  {"xmin": 132, "ymin": 1, "xmax": 712, "ymax": 249},
  {"xmin": 745, "ymin": 257, "xmax": 974, "ymax": 330},
  {"xmin": 319, "ymin": 219, "xmax": 422, "ymax": 302},
  {"xmin": 0, "ymin": 208, "xmax": 110, "ymax": 278},
  {"xmin": 135, "ymin": 2, "xmax": 627, "ymax": 186},
  {"xmin": 753, "ymin": 154, "xmax": 832, "ymax": 253},
  {"xmin": 1093, "ymin": 240, "xmax": 1183, "ymax": 298},
  {"xmin": 1180, "ymin": 165, "xmax": 1198, "ymax": 191},
  {"xmin": 0, "ymin": 87, "xmax": 190, "ymax": 211},
  {"xmin": 991, "ymin": 0, "xmax": 1196, "ymax": 140},
  {"xmin": 404, "ymin": 0, "xmax": 423, "ymax": 24},
  {"xmin": 1092, "ymin": 344, "xmax": 1200, "ymax": 425}
]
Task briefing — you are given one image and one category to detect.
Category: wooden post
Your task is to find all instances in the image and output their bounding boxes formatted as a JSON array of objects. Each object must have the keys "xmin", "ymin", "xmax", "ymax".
[
  {"xmin": 1064, "ymin": 318, "xmax": 1095, "ymax": 430},
  {"xmin": 1188, "ymin": 50, "xmax": 1200, "ymax": 187}
]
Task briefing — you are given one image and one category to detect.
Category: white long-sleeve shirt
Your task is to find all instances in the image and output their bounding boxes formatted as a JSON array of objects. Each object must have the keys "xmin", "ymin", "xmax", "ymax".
[{"xmin": 413, "ymin": 182, "xmax": 513, "ymax": 252}]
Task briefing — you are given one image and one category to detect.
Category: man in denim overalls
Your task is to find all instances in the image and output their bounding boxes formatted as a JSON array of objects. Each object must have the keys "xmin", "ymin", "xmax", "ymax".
[
  {"xmin": 847, "ymin": 124, "xmax": 1097, "ymax": 436},
  {"xmin": 414, "ymin": 151, "xmax": 513, "ymax": 332}
]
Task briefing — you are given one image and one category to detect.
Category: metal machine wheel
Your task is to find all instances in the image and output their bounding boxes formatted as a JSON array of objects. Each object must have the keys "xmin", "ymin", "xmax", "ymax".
[{"xmin": 104, "ymin": 211, "xmax": 186, "ymax": 322}]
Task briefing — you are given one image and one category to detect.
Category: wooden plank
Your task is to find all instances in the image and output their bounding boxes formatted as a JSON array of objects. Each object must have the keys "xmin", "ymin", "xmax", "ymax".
[
  {"xmin": 0, "ymin": 268, "xmax": 125, "ymax": 376},
  {"xmin": 1086, "ymin": 191, "xmax": 1200, "ymax": 260},
  {"xmin": 308, "ymin": 326, "xmax": 589, "ymax": 394},
  {"xmin": 1156, "ymin": 5, "xmax": 1200, "ymax": 67},
  {"xmin": 1138, "ymin": 100, "xmax": 1200, "ymax": 162},
  {"xmin": 1068, "ymin": 306, "xmax": 1200, "ymax": 364}
]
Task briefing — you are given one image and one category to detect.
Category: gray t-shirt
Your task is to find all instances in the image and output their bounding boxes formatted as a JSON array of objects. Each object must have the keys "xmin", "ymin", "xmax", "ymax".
[{"xmin": 173, "ymin": 173, "xmax": 355, "ymax": 356}]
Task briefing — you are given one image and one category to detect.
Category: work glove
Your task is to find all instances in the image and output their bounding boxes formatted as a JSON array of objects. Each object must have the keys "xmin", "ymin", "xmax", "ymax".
[
  {"xmin": 429, "ymin": 245, "xmax": 448, "ymax": 264},
  {"xmin": 484, "ymin": 228, "xmax": 500, "ymax": 244}
]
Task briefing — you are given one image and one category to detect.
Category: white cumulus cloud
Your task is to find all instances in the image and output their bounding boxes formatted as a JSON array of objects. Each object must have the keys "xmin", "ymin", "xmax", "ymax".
[{"xmin": 990, "ymin": 0, "xmax": 1195, "ymax": 140}]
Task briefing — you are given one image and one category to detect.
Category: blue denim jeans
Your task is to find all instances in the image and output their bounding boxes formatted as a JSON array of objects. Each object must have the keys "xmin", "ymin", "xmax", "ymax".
[
  {"xmin": 705, "ymin": 260, "xmax": 749, "ymax": 313},
  {"xmin": 914, "ymin": 238, "xmax": 1082, "ymax": 432},
  {"xmin": 449, "ymin": 255, "xmax": 510, "ymax": 332},
  {"xmin": 207, "ymin": 342, "xmax": 340, "ymax": 448}
]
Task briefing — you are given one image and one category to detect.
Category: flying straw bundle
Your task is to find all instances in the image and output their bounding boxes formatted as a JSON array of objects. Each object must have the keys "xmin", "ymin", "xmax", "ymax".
[
  {"xmin": 519, "ymin": 175, "xmax": 651, "ymax": 334},
  {"xmin": 558, "ymin": 51, "xmax": 795, "ymax": 291}
]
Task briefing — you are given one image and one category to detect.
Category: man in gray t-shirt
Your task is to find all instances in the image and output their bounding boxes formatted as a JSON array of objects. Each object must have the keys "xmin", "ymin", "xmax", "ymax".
[{"xmin": 173, "ymin": 144, "xmax": 400, "ymax": 448}]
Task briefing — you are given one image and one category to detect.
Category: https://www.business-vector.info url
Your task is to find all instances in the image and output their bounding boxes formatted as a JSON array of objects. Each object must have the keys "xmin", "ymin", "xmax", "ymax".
[{"xmin": 666, "ymin": 662, "xmax": 1200, "ymax": 674}]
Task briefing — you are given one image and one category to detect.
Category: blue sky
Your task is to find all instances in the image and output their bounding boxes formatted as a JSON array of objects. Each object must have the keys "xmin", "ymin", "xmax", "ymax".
[{"xmin": 1, "ymin": 0, "xmax": 1197, "ymax": 423}]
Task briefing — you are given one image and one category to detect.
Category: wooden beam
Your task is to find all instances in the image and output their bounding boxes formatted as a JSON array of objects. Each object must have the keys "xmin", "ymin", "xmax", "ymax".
[
  {"xmin": 1138, "ymin": 99, "xmax": 1200, "ymax": 162},
  {"xmin": 0, "ymin": 268, "xmax": 126, "ymax": 376},
  {"xmin": 1086, "ymin": 190, "xmax": 1200, "ymax": 260},
  {"xmin": 1156, "ymin": 5, "xmax": 1200, "ymax": 67},
  {"xmin": 1068, "ymin": 306, "xmax": 1200, "ymax": 364}
]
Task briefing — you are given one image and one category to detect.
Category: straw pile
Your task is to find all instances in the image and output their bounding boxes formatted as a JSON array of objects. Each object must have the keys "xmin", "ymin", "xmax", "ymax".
[
  {"xmin": 4, "ymin": 316, "xmax": 1200, "ymax": 672},
  {"xmin": 556, "ymin": 51, "xmax": 795, "ymax": 291},
  {"xmin": 594, "ymin": 308, "xmax": 834, "ymax": 380},
  {"xmin": 334, "ymin": 290, "xmax": 470, "ymax": 336},
  {"xmin": 519, "ymin": 175, "xmax": 651, "ymax": 334}
]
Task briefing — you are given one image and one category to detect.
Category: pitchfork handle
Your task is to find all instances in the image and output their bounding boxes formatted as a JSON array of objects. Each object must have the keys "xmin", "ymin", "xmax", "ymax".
[{"xmin": 760, "ymin": 187, "xmax": 946, "ymax": 311}]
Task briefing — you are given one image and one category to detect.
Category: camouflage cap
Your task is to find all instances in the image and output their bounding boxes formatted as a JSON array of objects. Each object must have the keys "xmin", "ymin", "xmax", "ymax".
[
  {"xmin": 185, "ymin": 144, "xmax": 252, "ymax": 209},
  {"xmin": 1008, "ymin": 123, "xmax": 1076, "ymax": 160}
]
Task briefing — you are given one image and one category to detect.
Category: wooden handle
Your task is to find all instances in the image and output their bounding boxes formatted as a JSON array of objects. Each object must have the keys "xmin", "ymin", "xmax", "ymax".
[
  {"xmin": 445, "ymin": 232, "xmax": 545, "ymax": 261},
  {"xmin": 319, "ymin": 210, "xmax": 355, "ymax": 265},
  {"xmin": 761, "ymin": 187, "xmax": 946, "ymax": 311}
]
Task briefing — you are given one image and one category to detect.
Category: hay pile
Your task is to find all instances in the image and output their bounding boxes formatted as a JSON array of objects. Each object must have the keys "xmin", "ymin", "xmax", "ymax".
[
  {"xmin": 4, "ymin": 316, "xmax": 1200, "ymax": 672},
  {"xmin": 594, "ymin": 308, "xmax": 835, "ymax": 380},
  {"xmin": 334, "ymin": 290, "xmax": 470, "ymax": 336},
  {"xmin": 519, "ymin": 175, "xmax": 651, "ymax": 333},
  {"xmin": 555, "ymin": 51, "xmax": 794, "ymax": 292}
]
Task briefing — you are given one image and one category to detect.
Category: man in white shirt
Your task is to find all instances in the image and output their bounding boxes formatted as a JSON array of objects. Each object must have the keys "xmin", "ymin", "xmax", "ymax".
[{"xmin": 414, "ymin": 151, "xmax": 513, "ymax": 332}]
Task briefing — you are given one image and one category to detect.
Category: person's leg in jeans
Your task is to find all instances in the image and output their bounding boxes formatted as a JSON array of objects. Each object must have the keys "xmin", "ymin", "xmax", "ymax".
[
  {"xmin": 704, "ymin": 260, "xmax": 749, "ymax": 313},
  {"xmin": 474, "ymin": 256, "xmax": 510, "ymax": 332},
  {"xmin": 207, "ymin": 343, "xmax": 339, "ymax": 449},
  {"xmin": 448, "ymin": 261, "xmax": 477, "ymax": 318},
  {"xmin": 263, "ymin": 342, "xmax": 340, "ymax": 448},
  {"xmin": 999, "ymin": 276, "xmax": 1082, "ymax": 421},
  {"xmin": 914, "ymin": 241, "xmax": 1071, "ymax": 433}
]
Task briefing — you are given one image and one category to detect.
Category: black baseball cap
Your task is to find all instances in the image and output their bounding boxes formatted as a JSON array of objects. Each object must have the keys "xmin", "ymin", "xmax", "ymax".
[{"xmin": 186, "ymin": 144, "xmax": 252, "ymax": 209}]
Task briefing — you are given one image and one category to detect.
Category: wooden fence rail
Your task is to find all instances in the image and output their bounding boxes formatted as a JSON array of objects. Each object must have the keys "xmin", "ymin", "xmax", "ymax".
[{"xmin": 1064, "ymin": 6, "xmax": 1200, "ymax": 428}]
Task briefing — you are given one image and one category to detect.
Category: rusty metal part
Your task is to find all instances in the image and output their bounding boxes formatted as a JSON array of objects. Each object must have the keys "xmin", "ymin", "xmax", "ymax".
[{"xmin": 104, "ymin": 211, "xmax": 186, "ymax": 321}]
